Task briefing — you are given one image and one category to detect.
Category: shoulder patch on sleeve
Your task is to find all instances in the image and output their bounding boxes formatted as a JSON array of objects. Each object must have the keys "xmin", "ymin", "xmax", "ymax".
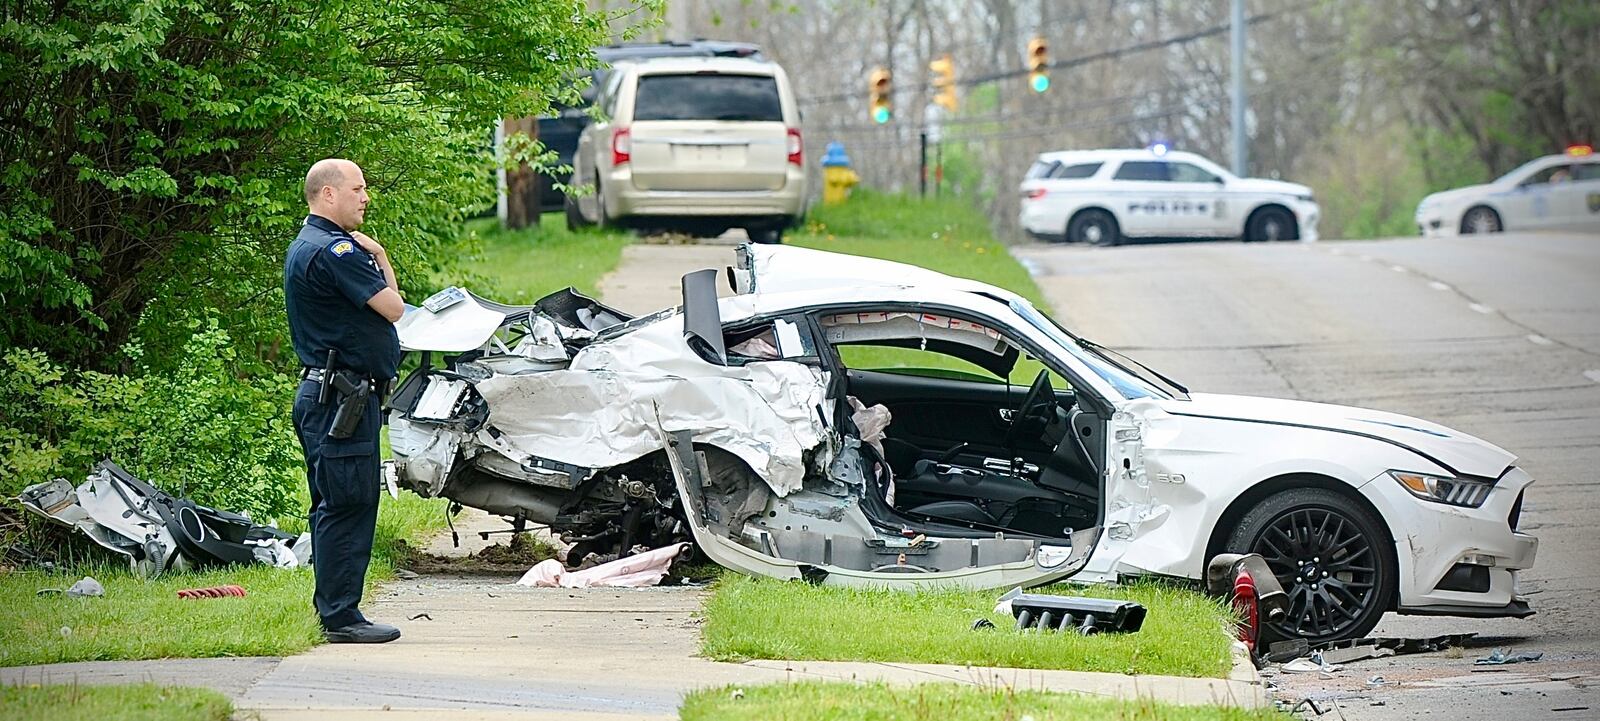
[{"xmin": 330, "ymin": 240, "xmax": 355, "ymax": 256}]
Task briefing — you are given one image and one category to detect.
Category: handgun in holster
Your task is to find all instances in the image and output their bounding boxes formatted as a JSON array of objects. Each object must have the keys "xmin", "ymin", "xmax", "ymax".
[{"xmin": 326, "ymin": 370, "xmax": 370, "ymax": 440}]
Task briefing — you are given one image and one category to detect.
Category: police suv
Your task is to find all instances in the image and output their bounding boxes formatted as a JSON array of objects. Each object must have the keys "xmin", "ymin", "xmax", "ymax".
[
  {"xmin": 1415, "ymin": 145, "xmax": 1600, "ymax": 237},
  {"xmin": 1019, "ymin": 147, "xmax": 1319, "ymax": 245}
]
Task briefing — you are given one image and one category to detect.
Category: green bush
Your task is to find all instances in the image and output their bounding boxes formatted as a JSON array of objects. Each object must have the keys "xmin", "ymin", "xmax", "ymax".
[{"xmin": 1, "ymin": 321, "xmax": 300, "ymax": 521}]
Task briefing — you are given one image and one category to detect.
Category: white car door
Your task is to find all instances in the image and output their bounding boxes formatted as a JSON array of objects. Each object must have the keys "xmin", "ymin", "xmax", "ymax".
[
  {"xmin": 1551, "ymin": 162, "xmax": 1600, "ymax": 232},
  {"xmin": 1497, "ymin": 163, "xmax": 1573, "ymax": 231},
  {"xmin": 1165, "ymin": 161, "xmax": 1236, "ymax": 235},
  {"xmin": 1110, "ymin": 160, "xmax": 1230, "ymax": 237}
]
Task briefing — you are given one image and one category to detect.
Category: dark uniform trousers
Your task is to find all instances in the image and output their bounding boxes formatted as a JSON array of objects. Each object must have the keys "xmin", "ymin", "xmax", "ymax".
[{"xmin": 293, "ymin": 378, "xmax": 381, "ymax": 630}]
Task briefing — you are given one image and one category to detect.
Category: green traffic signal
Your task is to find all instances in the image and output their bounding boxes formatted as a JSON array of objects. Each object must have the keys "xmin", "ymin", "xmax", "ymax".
[
  {"xmin": 1030, "ymin": 73, "xmax": 1049, "ymax": 93},
  {"xmin": 872, "ymin": 106, "xmax": 891, "ymax": 124}
]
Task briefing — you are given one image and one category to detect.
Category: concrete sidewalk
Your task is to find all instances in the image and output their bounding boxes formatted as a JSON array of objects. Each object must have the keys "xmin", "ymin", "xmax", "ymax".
[{"xmin": 3, "ymin": 240, "xmax": 1267, "ymax": 719}]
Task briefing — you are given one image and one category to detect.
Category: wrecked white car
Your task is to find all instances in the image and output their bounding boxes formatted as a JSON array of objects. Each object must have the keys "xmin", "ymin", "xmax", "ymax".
[{"xmin": 388, "ymin": 244, "xmax": 1536, "ymax": 644}]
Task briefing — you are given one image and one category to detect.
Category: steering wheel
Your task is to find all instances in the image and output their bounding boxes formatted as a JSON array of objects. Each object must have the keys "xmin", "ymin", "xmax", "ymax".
[{"xmin": 1005, "ymin": 369, "xmax": 1055, "ymax": 448}]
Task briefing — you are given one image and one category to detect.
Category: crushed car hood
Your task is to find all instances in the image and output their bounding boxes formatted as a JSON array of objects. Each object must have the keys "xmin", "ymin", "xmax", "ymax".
[{"xmin": 1159, "ymin": 393, "xmax": 1517, "ymax": 478}]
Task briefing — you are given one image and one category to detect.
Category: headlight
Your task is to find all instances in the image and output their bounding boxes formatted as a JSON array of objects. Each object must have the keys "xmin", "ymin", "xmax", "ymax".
[{"xmin": 1389, "ymin": 470, "xmax": 1493, "ymax": 508}]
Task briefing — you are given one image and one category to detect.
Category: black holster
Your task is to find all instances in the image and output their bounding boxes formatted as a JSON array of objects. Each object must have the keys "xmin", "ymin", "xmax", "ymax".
[{"xmin": 326, "ymin": 370, "xmax": 370, "ymax": 440}]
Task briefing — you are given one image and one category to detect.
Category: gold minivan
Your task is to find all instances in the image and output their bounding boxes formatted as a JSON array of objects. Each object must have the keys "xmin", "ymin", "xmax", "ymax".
[{"xmin": 570, "ymin": 57, "xmax": 809, "ymax": 244}]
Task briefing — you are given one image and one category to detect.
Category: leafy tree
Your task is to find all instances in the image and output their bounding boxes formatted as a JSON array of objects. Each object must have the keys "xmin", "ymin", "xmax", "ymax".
[
  {"xmin": 1, "ymin": 0, "xmax": 653, "ymax": 371},
  {"xmin": 0, "ymin": 0, "xmax": 658, "ymax": 528}
]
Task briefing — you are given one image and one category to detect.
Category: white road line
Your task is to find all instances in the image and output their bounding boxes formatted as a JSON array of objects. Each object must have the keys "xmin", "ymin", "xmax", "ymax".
[
  {"xmin": 1469, "ymin": 303, "xmax": 1495, "ymax": 314},
  {"xmin": 1585, "ymin": 370, "xmax": 1600, "ymax": 385},
  {"xmin": 1429, "ymin": 281, "xmax": 1452, "ymax": 291},
  {"xmin": 1528, "ymin": 334, "xmax": 1554, "ymax": 346},
  {"xmin": 1391, "ymin": 265, "xmax": 1409, "ymax": 273}
]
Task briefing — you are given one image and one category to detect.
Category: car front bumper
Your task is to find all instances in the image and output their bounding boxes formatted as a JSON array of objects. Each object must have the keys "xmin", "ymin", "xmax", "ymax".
[
  {"xmin": 1360, "ymin": 466, "xmax": 1538, "ymax": 616},
  {"xmin": 1415, "ymin": 207, "xmax": 1457, "ymax": 237},
  {"xmin": 1291, "ymin": 199, "xmax": 1321, "ymax": 242}
]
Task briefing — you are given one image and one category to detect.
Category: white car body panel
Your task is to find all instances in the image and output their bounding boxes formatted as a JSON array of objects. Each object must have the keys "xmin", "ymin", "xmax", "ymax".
[
  {"xmin": 392, "ymin": 245, "xmax": 1535, "ymax": 629},
  {"xmin": 1416, "ymin": 152, "xmax": 1600, "ymax": 237},
  {"xmin": 1018, "ymin": 148, "xmax": 1320, "ymax": 243}
]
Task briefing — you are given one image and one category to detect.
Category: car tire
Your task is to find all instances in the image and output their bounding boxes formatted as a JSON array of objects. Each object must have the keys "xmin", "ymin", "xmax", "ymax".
[
  {"xmin": 1223, "ymin": 487, "xmax": 1395, "ymax": 645},
  {"xmin": 593, "ymin": 176, "xmax": 611, "ymax": 230},
  {"xmin": 1246, "ymin": 207, "xmax": 1297, "ymax": 242},
  {"xmin": 748, "ymin": 225, "xmax": 784, "ymax": 244},
  {"xmin": 1069, "ymin": 209, "xmax": 1120, "ymax": 246},
  {"xmin": 564, "ymin": 195, "xmax": 590, "ymax": 231},
  {"xmin": 1460, "ymin": 206, "xmax": 1502, "ymax": 235}
]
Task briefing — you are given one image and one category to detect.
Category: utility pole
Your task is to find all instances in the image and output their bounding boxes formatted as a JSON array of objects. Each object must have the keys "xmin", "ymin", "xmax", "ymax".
[{"xmin": 1230, "ymin": 0, "xmax": 1247, "ymax": 176}]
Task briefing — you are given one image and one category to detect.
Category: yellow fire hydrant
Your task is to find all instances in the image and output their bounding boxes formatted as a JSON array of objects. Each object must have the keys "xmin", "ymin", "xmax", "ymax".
[{"xmin": 821, "ymin": 141, "xmax": 859, "ymax": 205}]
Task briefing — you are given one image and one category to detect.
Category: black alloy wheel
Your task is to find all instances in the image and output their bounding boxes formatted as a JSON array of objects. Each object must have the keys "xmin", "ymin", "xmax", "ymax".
[
  {"xmin": 1070, "ymin": 209, "xmax": 1121, "ymax": 246},
  {"xmin": 1225, "ymin": 488, "xmax": 1394, "ymax": 644}
]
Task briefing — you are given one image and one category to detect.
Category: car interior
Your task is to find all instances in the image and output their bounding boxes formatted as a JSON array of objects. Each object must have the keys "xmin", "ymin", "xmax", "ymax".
[{"xmin": 811, "ymin": 309, "xmax": 1105, "ymax": 541}]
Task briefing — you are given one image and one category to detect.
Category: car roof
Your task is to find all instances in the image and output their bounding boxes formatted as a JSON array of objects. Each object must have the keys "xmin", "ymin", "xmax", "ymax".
[
  {"xmin": 596, "ymin": 40, "xmax": 764, "ymax": 63},
  {"xmin": 1032, "ymin": 148, "xmax": 1211, "ymax": 164},
  {"xmin": 621, "ymin": 56, "xmax": 780, "ymax": 76}
]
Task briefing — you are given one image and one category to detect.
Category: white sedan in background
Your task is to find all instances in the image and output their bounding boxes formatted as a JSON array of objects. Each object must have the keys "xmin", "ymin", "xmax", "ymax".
[
  {"xmin": 1416, "ymin": 146, "xmax": 1600, "ymax": 237},
  {"xmin": 1019, "ymin": 147, "xmax": 1320, "ymax": 245}
]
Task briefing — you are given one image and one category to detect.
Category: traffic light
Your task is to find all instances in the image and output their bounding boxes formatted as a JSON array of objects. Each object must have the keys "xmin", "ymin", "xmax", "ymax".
[
  {"xmin": 1027, "ymin": 36, "xmax": 1050, "ymax": 93},
  {"xmin": 930, "ymin": 53, "xmax": 958, "ymax": 112},
  {"xmin": 869, "ymin": 67, "xmax": 892, "ymax": 124}
]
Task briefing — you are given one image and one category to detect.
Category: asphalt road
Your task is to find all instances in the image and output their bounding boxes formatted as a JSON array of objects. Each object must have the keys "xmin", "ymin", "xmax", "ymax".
[{"xmin": 1015, "ymin": 232, "xmax": 1600, "ymax": 719}]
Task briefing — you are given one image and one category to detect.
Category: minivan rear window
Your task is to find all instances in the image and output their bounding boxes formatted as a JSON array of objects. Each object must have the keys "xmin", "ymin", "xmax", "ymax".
[{"xmin": 633, "ymin": 74, "xmax": 783, "ymax": 122}]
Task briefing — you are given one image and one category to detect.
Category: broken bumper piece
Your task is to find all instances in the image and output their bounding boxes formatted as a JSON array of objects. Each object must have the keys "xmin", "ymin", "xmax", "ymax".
[
  {"xmin": 996, "ymin": 587, "xmax": 1147, "ymax": 634},
  {"xmin": 17, "ymin": 460, "xmax": 307, "ymax": 576}
]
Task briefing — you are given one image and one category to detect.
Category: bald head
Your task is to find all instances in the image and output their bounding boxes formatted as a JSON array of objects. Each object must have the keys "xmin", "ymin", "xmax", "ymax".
[{"xmin": 304, "ymin": 159, "xmax": 369, "ymax": 230}]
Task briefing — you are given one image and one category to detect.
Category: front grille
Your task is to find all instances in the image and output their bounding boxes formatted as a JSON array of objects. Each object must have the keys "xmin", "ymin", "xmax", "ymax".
[{"xmin": 1509, "ymin": 490, "xmax": 1524, "ymax": 531}]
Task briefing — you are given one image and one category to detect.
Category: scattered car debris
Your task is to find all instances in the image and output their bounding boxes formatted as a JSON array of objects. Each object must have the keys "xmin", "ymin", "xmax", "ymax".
[
  {"xmin": 1366, "ymin": 675, "xmax": 1387, "ymax": 688},
  {"xmin": 994, "ymin": 587, "xmax": 1146, "ymax": 634},
  {"xmin": 1321, "ymin": 645, "xmax": 1397, "ymax": 665},
  {"xmin": 394, "ymin": 569, "xmax": 420, "ymax": 580},
  {"xmin": 1265, "ymin": 638, "xmax": 1311, "ymax": 664},
  {"xmin": 1266, "ymin": 632, "xmax": 1476, "ymax": 665},
  {"xmin": 1551, "ymin": 707, "xmax": 1590, "ymax": 713},
  {"xmin": 1475, "ymin": 648, "xmax": 1543, "ymax": 665},
  {"xmin": 971, "ymin": 618, "xmax": 996, "ymax": 630},
  {"xmin": 409, "ymin": 613, "xmax": 432, "ymax": 621},
  {"xmin": 35, "ymin": 576, "xmax": 106, "ymax": 598},
  {"xmin": 19, "ymin": 460, "xmax": 309, "ymax": 576},
  {"xmin": 516, "ymin": 542, "xmax": 690, "ymax": 588},
  {"xmin": 1282, "ymin": 652, "xmax": 1342, "ymax": 675},
  {"xmin": 176, "ymin": 584, "xmax": 247, "ymax": 599}
]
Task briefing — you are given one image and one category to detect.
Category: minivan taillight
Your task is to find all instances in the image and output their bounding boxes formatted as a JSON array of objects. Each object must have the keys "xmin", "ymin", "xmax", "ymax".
[
  {"xmin": 1023, "ymin": 188, "xmax": 1047, "ymax": 200},
  {"xmin": 786, "ymin": 127, "xmax": 803, "ymax": 166},
  {"xmin": 611, "ymin": 128, "xmax": 632, "ymax": 167}
]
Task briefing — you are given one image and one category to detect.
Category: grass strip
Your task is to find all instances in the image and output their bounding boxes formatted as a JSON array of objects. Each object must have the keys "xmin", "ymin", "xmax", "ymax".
[
  {"xmin": 2, "ymin": 467, "xmax": 444, "ymax": 666},
  {"xmin": 680, "ymin": 681, "xmax": 1280, "ymax": 721},
  {"xmin": 456, "ymin": 214, "xmax": 632, "ymax": 304},
  {"xmin": 701, "ymin": 568, "xmax": 1234, "ymax": 679},
  {"xmin": 0, "ymin": 683, "xmax": 231, "ymax": 721}
]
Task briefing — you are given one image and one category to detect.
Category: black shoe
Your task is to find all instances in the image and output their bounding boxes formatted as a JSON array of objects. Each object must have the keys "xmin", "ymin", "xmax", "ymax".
[{"xmin": 323, "ymin": 621, "xmax": 401, "ymax": 644}]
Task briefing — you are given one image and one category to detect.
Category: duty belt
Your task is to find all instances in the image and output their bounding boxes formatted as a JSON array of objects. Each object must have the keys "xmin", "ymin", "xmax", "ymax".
[{"xmin": 302, "ymin": 367, "xmax": 379, "ymax": 387}]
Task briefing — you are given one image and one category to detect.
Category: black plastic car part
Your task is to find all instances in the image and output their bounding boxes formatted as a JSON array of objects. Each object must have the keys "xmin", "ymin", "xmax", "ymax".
[{"xmin": 999, "ymin": 588, "xmax": 1147, "ymax": 634}]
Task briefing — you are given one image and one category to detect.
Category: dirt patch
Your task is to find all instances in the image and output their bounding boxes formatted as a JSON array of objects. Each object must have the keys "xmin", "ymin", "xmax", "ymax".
[{"xmin": 397, "ymin": 533, "xmax": 562, "ymax": 575}]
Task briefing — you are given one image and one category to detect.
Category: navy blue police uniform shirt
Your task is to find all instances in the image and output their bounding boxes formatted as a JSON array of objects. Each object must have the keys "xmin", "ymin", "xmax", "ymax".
[{"xmin": 283, "ymin": 214, "xmax": 401, "ymax": 379}]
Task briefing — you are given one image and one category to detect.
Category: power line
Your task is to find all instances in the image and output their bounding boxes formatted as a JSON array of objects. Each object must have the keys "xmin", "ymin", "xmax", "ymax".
[{"xmin": 796, "ymin": 8, "xmax": 1282, "ymax": 107}]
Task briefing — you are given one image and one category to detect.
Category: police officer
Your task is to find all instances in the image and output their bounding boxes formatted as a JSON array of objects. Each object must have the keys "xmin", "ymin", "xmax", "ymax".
[{"xmin": 284, "ymin": 158, "xmax": 405, "ymax": 644}]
